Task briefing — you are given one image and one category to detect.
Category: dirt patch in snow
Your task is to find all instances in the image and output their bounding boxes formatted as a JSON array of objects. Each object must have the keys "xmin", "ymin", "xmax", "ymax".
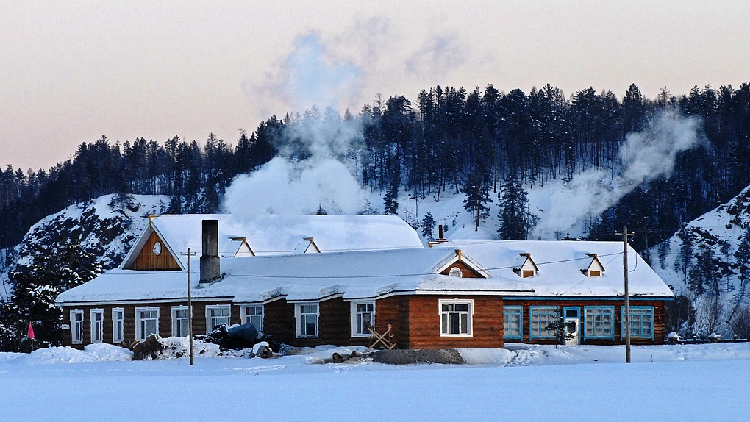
[{"xmin": 371, "ymin": 348, "xmax": 464, "ymax": 365}]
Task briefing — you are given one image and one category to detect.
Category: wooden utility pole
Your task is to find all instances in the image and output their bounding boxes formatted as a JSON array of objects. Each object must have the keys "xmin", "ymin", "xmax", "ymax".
[
  {"xmin": 622, "ymin": 226, "xmax": 631, "ymax": 363},
  {"xmin": 182, "ymin": 248, "xmax": 197, "ymax": 366}
]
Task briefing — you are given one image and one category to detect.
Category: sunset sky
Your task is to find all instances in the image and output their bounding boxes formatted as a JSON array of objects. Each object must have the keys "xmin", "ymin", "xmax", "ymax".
[{"xmin": 1, "ymin": 0, "xmax": 748, "ymax": 171}]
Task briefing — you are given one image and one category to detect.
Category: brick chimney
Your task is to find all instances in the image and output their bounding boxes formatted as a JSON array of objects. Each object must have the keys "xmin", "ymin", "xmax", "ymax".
[
  {"xmin": 200, "ymin": 219, "xmax": 221, "ymax": 284},
  {"xmin": 428, "ymin": 224, "xmax": 449, "ymax": 247}
]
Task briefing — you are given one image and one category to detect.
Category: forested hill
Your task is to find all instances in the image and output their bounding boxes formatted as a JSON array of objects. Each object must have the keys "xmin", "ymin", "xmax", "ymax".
[{"xmin": 2, "ymin": 83, "xmax": 750, "ymax": 251}]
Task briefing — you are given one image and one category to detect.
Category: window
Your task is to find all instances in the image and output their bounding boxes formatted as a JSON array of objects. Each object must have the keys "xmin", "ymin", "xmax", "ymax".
[
  {"xmin": 206, "ymin": 305, "xmax": 231, "ymax": 332},
  {"xmin": 622, "ymin": 307, "xmax": 654, "ymax": 340},
  {"xmin": 530, "ymin": 306, "xmax": 559, "ymax": 339},
  {"xmin": 448, "ymin": 267, "xmax": 463, "ymax": 278},
  {"xmin": 71, "ymin": 310, "xmax": 84, "ymax": 344},
  {"xmin": 351, "ymin": 302, "xmax": 375, "ymax": 337},
  {"xmin": 504, "ymin": 306, "xmax": 523, "ymax": 340},
  {"xmin": 584, "ymin": 306, "xmax": 615, "ymax": 339},
  {"xmin": 440, "ymin": 299, "xmax": 473, "ymax": 336},
  {"xmin": 135, "ymin": 307, "xmax": 159, "ymax": 340},
  {"xmin": 296, "ymin": 303, "xmax": 318, "ymax": 338},
  {"xmin": 112, "ymin": 308, "xmax": 124, "ymax": 343},
  {"xmin": 241, "ymin": 305, "xmax": 264, "ymax": 332},
  {"xmin": 90, "ymin": 309, "xmax": 104, "ymax": 343},
  {"xmin": 172, "ymin": 306, "xmax": 190, "ymax": 337}
]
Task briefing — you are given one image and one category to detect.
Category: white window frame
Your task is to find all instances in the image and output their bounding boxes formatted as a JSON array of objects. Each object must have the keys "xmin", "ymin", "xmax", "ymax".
[
  {"xmin": 90, "ymin": 309, "xmax": 104, "ymax": 343},
  {"xmin": 112, "ymin": 307, "xmax": 124, "ymax": 343},
  {"xmin": 240, "ymin": 305, "xmax": 264, "ymax": 332},
  {"xmin": 171, "ymin": 306, "xmax": 190, "ymax": 337},
  {"xmin": 350, "ymin": 301, "xmax": 375, "ymax": 337},
  {"xmin": 205, "ymin": 305, "xmax": 231, "ymax": 332},
  {"xmin": 135, "ymin": 307, "xmax": 160, "ymax": 341},
  {"xmin": 71, "ymin": 309, "xmax": 84, "ymax": 344},
  {"xmin": 295, "ymin": 302, "xmax": 319, "ymax": 338},
  {"xmin": 439, "ymin": 299, "xmax": 474, "ymax": 337}
]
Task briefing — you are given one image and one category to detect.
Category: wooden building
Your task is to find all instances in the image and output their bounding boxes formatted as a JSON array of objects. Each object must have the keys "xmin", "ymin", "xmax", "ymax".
[{"xmin": 57, "ymin": 216, "xmax": 674, "ymax": 349}]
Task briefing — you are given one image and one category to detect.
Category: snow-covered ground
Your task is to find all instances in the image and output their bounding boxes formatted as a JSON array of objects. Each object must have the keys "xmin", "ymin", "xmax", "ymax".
[{"xmin": 2, "ymin": 343, "xmax": 749, "ymax": 421}]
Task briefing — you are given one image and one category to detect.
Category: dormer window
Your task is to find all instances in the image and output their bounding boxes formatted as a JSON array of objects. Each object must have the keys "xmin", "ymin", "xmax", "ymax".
[
  {"xmin": 582, "ymin": 254, "xmax": 605, "ymax": 277},
  {"xmin": 449, "ymin": 267, "xmax": 463, "ymax": 278},
  {"xmin": 514, "ymin": 253, "xmax": 538, "ymax": 278}
]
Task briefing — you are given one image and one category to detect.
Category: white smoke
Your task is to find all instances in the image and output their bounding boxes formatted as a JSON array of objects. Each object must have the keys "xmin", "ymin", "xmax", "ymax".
[
  {"xmin": 224, "ymin": 33, "xmax": 367, "ymax": 217},
  {"xmin": 532, "ymin": 110, "xmax": 703, "ymax": 238},
  {"xmin": 224, "ymin": 157, "xmax": 364, "ymax": 215}
]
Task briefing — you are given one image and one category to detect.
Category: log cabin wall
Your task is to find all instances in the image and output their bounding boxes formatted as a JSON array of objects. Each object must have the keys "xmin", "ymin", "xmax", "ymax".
[
  {"xmin": 126, "ymin": 231, "xmax": 181, "ymax": 271},
  {"xmin": 61, "ymin": 300, "xmax": 239, "ymax": 348},
  {"xmin": 318, "ymin": 297, "xmax": 357, "ymax": 346},
  {"xmin": 291, "ymin": 297, "xmax": 352, "ymax": 347},
  {"xmin": 263, "ymin": 298, "xmax": 296, "ymax": 346},
  {"xmin": 503, "ymin": 299, "xmax": 668, "ymax": 345},
  {"xmin": 405, "ymin": 295, "xmax": 503, "ymax": 349},
  {"xmin": 375, "ymin": 296, "xmax": 410, "ymax": 348}
]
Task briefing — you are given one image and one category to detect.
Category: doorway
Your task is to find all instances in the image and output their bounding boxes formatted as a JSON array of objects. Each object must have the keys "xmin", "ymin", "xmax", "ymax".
[{"xmin": 563, "ymin": 307, "xmax": 580, "ymax": 346}]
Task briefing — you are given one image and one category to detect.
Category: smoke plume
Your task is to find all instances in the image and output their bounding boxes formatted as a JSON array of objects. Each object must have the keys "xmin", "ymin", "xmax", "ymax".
[
  {"xmin": 225, "ymin": 33, "xmax": 367, "ymax": 217},
  {"xmin": 531, "ymin": 110, "xmax": 703, "ymax": 238}
]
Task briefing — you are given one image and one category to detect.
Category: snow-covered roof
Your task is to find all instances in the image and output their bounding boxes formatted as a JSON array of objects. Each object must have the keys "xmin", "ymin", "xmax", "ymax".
[
  {"xmin": 58, "ymin": 239, "xmax": 673, "ymax": 305},
  {"xmin": 434, "ymin": 240, "xmax": 673, "ymax": 297},
  {"xmin": 121, "ymin": 214, "xmax": 424, "ymax": 269}
]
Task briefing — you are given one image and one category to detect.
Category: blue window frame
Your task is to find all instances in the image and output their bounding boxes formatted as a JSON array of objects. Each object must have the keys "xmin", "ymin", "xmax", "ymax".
[
  {"xmin": 529, "ymin": 306, "xmax": 559, "ymax": 339},
  {"xmin": 621, "ymin": 306, "xmax": 654, "ymax": 340},
  {"xmin": 584, "ymin": 306, "xmax": 615, "ymax": 340},
  {"xmin": 504, "ymin": 306, "xmax": 524, "ymax": 340}
]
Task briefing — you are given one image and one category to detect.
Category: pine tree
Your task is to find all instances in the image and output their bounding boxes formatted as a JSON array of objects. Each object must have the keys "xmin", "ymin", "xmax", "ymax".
[
  {"xmin": 383, "ymin": 174, "xmax": 399, "ymax": 215},
  {"xmin": 735, "ymin": 227, "xmax": 750, "ymax": 292},
  {"xmin": 5, "ymin": 241, "xmax": 102, "ymax": 348},
  {"xmin": 421, "ymin": 212, "xmax": 436, "ymax": 241},
  {"xmin": 462, "ymin": 165, "xmax": 493, "ymax": 231},
  {"xmin": 497, "ymin": 177, "xmax": 538, "ymax": 240}
]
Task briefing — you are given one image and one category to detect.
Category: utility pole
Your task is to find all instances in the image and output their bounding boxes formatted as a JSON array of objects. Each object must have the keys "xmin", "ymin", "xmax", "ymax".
[
  {"xmin": 182, "ymin": 248, "xmax": 197, "ymax": 366},
  {"xmin": 620, "ymin": 226, "xmax": 632, "ymax": 363}
]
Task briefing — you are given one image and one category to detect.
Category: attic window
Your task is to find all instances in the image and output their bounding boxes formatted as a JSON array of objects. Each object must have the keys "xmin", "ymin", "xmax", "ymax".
[
  {"xmin": 514, "ymin": 253, "xmax": 538, "ymax": 278},
  {"xmin": 153, "ymin": 242, "xmax": 162, "ymax": 256},
  {"xmin": 583, "ymin": 254, "xmax": 604, "ymax": 277},
  {"xmin": 449, "ymin": 267, "xmax": 463, "ymax": 278}
]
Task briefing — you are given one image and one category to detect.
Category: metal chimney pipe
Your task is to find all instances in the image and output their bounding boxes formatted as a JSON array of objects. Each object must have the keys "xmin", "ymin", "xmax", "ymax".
[{"xmin": 200, "ymin": 219, "xmax": 220, "ymax": 284}]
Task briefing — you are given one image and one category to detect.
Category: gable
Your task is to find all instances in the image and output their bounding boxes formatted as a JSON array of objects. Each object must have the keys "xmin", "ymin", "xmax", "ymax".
[
  {"xmin": 433, "ymin": 249, "xmax": 490, "ymax": 278},
  {"xmin": 439, "ymin": 261, "xmax": 485, "ymax": 278},
  {"xmin": 124, "ymin": 231, "xmax": 181, "ymax": 271}
]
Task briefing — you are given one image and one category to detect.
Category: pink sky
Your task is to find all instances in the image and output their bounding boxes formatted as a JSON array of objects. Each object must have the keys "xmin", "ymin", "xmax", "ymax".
[{"xmin": 1, "ymin": 0, "xmax": 748, "ymax": 171}]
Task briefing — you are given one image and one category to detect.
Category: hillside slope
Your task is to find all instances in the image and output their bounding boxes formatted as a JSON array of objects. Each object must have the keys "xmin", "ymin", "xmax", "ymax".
[
  {"xmin": 1, "ymin": 194, "xmax": 168, "ymax": 299},
  {"xmin": 649, "ymin": 185, "xmax": 750, "ymax": 336}
]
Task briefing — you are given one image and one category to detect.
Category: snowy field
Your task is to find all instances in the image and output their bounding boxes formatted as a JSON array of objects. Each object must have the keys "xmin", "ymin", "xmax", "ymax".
[{"xmin": 2, "ymin": 343, "xmax": 749, "ymax": 422}]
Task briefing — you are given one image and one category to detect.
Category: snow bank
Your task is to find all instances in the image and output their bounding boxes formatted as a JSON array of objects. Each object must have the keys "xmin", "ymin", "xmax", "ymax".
[{"xmin": 0, "ymin": 344, "xmax": 135, "ymax": 364}]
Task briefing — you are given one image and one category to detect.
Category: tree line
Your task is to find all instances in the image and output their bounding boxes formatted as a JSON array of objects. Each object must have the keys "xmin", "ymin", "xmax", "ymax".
[{"xmin": 2, "ymin": 83, "xmax": 750, "ymax": 251}]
